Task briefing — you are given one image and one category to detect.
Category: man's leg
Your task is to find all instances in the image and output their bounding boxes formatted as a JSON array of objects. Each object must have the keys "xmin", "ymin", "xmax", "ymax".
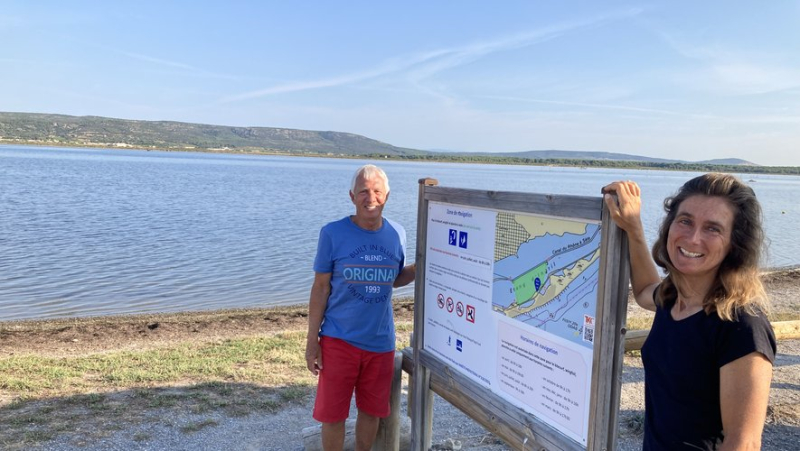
[
  {"xmin": 354, "ymin": 409, "xmax": 380, "ymax": 451},
  {"xmin": 353, "ymin": 349, "xmax": 395, "ymax": 451},
  {"xmin": 313, "ymin": 337, "xmax": 359, "ymax": 451},
  {"xmin": 321, "ymin": 420, "xmax": 346, "ymax": 451}
]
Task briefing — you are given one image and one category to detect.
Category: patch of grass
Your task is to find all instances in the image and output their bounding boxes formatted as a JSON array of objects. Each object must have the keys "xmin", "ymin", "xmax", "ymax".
[
  {"xmin": 22, "ymin": 431, "xmax": 55, "ymax": 444},
  {"xmin": 5, "ymin": 398, "xmax": 28, "ymax": 410},
  {"xmin": 147, "ymin": 393, "xmax": 183, "ymax": 408},
  {"xmin": 6, "ymin": 414, "xmax": 47, "ymax": 426},
  {"xmin": 62, "ymin": 393, "xmax": 106, "ymax": 406},
  {"xmin": 180, "ymin": 419, "xmax": 218, "ymax": 433},
  {"xmin": 396, "ymin": 321, "xmax": 414, "ymax": 349},
  {"xmin": 625, "ymin": 317, "xmax": 654, "ymax": 331},
  {"xmin": 280, "ymin": 385, "xmax": 311, "ymax": 402},
  {"xmin": 133, "ymin": 432, "xmax": 151, "ymax": 442},
  {"xmin": 771, "ymin": 312, "xmax": 800, "ymax": 322},
  {"xmin": 0, "ymin": 330, "xmax": 321, "ymax": 450},
  {"xmin": 255, "ymin": 399, "xmax": 281, "ymax": 411},
  {"xmin": 622, "ymin": 412, "xmax": 645, "ymax": 436},
  {"xmin": 1, "ymin": 333, "xmax": 315, "ymax": 400}
]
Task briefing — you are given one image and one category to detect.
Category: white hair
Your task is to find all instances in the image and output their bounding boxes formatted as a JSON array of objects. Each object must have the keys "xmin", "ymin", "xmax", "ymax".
[{"xmin": 350, "ymin": 164, "xmax": 390, "ymax": 194}]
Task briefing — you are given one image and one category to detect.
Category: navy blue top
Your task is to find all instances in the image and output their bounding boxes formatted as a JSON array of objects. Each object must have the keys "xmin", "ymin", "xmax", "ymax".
[{"xmin": 641, "ymin": 292, "xmax": 776, "ymax": 450}]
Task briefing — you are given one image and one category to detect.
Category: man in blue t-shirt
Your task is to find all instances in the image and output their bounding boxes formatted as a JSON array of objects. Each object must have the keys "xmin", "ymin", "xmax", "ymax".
[{"xmin": 305, "ymin": 164, "xmax": 415, "ymax": 451}]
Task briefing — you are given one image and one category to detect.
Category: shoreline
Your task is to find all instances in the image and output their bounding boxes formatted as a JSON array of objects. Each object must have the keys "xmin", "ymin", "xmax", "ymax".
[
  {"xmin": 2, "ymin": 266, "xmax": 799, "ymax": 330},
  {"xmin": 4, "ymin": 141, "xmax": 800, "ymax": 174}
]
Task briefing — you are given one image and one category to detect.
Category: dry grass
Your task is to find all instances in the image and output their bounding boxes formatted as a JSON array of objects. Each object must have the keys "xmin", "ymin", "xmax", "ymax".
[{"xmin": 0, "ymin": 313, "xmax": 413, "ymax": 450}]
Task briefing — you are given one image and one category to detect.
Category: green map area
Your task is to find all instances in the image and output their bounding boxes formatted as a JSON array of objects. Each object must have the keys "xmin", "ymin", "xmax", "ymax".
[
  {"xmin": 492, "ymin": 213, "xmax": 602, "ymax": 349},
  {"xmin": 512, "ymin": 262, "xmax": 548, "ymax": 305}
]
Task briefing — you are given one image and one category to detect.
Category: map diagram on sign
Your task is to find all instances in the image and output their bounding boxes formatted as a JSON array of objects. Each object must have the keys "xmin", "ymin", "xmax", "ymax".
[{"xmin": 492, "ymin": 213, "xmax": 601, "ymax": 350}]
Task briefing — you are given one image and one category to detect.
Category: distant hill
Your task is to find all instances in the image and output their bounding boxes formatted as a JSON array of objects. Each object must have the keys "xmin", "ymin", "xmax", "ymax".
[
  {"xmin": 435, "ymin": 149, "xmax": 757, "ymax": 166},
  {"xmin": 0, "ymin": 112, "xmax": 761, "ymax": 167},
  {"xmin": 0, "ymin": 112, "xmax": 422, "ymax": 157},
  {"xmin": 472, "ymin": 149, "xmax": 676, "ymax": 163},
  {"xmin": 698, "ymin": 158, "xmax": 757, "ymax": 166}
]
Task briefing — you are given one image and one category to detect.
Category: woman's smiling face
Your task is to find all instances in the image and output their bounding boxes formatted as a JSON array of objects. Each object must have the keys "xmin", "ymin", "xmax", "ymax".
[{"xmin": 667, "ymin": 195, "xmax": 735, "ymax": 281}]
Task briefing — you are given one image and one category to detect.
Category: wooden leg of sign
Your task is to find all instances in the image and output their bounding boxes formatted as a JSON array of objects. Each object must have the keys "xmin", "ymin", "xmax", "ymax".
[
  {"xmin": 374, "ymin": 352, "xmax": 404, "ymax": 451},
  {"xmin": 410, "ymin": 369, "xmax": 433, "ymax": 451}
]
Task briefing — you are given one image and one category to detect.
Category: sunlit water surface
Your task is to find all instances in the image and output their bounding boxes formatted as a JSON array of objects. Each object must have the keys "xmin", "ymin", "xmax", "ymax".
[{"xmin": 2, "ymin": 145, "xmax": 798, "ymax": 320}]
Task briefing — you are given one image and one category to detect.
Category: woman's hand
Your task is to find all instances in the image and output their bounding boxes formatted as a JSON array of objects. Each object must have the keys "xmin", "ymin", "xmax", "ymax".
[
  {"xmin": 602, "ymin": 180, "xmax": 644, "ymax": 234},
  {"xmin": 602, "ymin": 180, "xmax": 659, "ymax": 311}
]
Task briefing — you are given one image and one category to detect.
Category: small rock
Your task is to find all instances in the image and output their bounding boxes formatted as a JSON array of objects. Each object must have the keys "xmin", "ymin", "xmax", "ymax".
[{"xmin": 431, "ymin": 438, "xmax": 462, "ymax": 450}]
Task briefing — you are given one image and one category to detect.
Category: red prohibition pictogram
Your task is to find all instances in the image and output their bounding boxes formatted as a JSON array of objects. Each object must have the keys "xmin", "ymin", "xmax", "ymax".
[
  {"xmin": 437, "ymin": 293, "xmax": 445, "ymax": 309},
  {"xmin": 456, "ymin": 301, "xmax": 464, "ymax": 317},
  {"xmin": 466, "ymin": 305, "xmax": 476, "ymax": 323},
  {"xmin": 446, "ymin": 297, "xmax": 455, "ymax": 313}
]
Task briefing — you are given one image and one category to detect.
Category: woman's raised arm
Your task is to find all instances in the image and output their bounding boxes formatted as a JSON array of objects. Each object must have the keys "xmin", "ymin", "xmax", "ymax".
[{"xmin": 602, "ymin": 181, "xmax": 660, "ymax": 311}]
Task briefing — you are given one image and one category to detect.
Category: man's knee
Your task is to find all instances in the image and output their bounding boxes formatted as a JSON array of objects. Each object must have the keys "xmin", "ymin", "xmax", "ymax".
[
  {"xmin": 355, "ymin": 410, "xmax": 381, "ymax": 451},
  {"xmin": 321, "ymin": 421, "xmax": 346, "ymax": 451}
]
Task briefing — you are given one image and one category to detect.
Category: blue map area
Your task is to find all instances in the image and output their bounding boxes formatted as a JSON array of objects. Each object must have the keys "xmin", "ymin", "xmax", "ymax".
[{"xmin": 493, "ymin": 223, "xmax": 601, "ymax": 350}]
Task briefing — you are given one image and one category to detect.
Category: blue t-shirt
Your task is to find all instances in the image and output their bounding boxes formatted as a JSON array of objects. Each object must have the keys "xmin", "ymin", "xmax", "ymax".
[{"xmin": 313, "ymin": 216, "xmax": 406, "ymax": 353}]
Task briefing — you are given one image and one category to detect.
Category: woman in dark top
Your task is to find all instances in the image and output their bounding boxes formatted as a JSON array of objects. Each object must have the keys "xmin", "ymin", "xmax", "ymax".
[{"xmin": 602, "ymin": 173, "xmax": 776, "ymax": 450}]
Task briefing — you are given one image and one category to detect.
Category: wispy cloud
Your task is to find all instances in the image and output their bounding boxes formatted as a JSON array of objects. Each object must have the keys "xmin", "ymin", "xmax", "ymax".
[
  {"xmin": 481, "ymin": 94, "xmax": 800, "ymax": 126},
  {"xmin": 480, "ymin": 95, "xmax": 691, "ymax": 116},
  {"xmin": 219, "ymin": 49, "xmax": 451, "ymax": 102},
  {"xmin": 55, "ymin": 34, "xmax": 248, "ymax": 82},
  {"xmin": 656, "ymin": 31, "xmax": 800, "ymax": 95},
  {"xmin": 220, "ymin": 7, "xmax": 645, "ymax": 103},
  {"xmin": 118, "ymin": 51, "xmax": 248, "ymax": 82},
  {"xmin": 121, "ymin": 51, "xmax": 197, "ymax": 71}
]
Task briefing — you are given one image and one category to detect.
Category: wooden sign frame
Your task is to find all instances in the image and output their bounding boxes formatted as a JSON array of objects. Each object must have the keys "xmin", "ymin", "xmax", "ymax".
[{"xmin": 410, "ymin": 178, "xmax": 630, "ymax": 451}]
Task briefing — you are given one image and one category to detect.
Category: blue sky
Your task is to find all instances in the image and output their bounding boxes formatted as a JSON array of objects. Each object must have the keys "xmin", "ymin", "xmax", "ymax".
[{"xmin": 3, "ymin": 1, "xmax": 799, "ymax": 166}]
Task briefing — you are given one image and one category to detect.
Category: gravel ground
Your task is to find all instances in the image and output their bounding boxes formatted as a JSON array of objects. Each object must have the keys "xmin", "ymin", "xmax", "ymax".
[
  {"xmin": 10, "ymin": 269, "xmax": 800, "ymax": 450},
  {"xmin": 27, "ymin": 338, "xmax": 800, "ymax": 451}
]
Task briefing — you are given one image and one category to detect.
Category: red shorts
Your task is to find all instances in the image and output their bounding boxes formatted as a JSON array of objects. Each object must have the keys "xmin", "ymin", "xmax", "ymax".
[{"xmin": 312, "ymin": 336, "xmax": 395, "ymax": 423}]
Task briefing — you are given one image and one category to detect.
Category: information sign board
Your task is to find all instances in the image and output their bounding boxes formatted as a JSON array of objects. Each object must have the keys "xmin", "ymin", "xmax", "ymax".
[{"xmin": 410, "ymin": 181, "xmax": 630, "ymax": 451}]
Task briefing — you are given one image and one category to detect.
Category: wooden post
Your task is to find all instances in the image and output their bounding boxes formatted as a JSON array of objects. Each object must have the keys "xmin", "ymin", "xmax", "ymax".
[
  {"xmin": 624, "ymin": 320, "xmax": 800, "ymax": 352},
  {"xmin": 411, "ymin": 178, "xmax": 437, "ymax": 451},
  {"xmin": 773, "ymin": 320, "xmax": 800, "ymax": 339},
  {"xmin": 587, "ymin": 198, "xmax": 630, "ymax": 450},
  {"xmin": 373, "ymin": 352, "xmax": 404, "ymax": 450}
]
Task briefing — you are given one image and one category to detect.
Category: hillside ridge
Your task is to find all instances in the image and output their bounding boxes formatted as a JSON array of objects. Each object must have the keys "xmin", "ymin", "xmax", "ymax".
[{"xmin": 0, "ymin": 111, "xmax": 763, "ymax": 168}]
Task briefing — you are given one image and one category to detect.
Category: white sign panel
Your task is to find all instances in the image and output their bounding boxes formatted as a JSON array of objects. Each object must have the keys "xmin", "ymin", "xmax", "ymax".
[{"xmin": 423, "ymin": 201, "xmax": 602, "ymax": 445}]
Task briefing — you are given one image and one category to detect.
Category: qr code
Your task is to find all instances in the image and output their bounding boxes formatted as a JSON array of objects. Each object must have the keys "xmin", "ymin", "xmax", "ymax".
[
  {"xmin": 583, "ymin": 325, "xmax": 594, "ymax": 343},
  {"xmin": 583, "ymin": 314, "xmax": 595, "ymax": 343},
  {"xmin": 583, "ymin": 327, "xmax": 594, "ymax": 343}
]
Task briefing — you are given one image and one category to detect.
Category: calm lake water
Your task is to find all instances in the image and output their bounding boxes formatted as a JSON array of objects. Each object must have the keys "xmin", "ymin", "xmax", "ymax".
[{"xmin": 2, "ymin": 145, "xmax": 798, "ymax": 321}]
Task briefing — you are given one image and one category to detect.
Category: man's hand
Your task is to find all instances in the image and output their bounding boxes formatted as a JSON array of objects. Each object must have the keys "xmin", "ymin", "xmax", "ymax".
[
  {"xmin": 305, "ymin": 338, "xmax": 322, "ymax": 375},
  {"xmin": 306, "ymin": 272, "xmax": 331, "ymax": 376}
]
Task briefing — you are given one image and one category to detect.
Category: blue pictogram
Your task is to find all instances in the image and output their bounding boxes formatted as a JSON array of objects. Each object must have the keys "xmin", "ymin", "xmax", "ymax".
[
  {"xmin": 459, "ymin": 231, "xmax": 468, "ymax": 249},
  {"xmin": 448, "ymin": 229, "xmax": 457, "ymax": 246},
  {"xmin": 456, "ymin": 339, "xmax": 463, "ymax": 352}
]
